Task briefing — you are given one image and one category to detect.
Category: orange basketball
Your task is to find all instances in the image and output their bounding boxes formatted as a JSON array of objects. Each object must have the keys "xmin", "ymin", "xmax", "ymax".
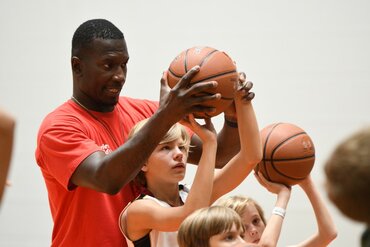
[
  {"xmin": 254, "ymin": 123, "xmax": 315, "ymax": 186},
  {"xmin": 167, "ymin": 46, "xmax": 238, "ymax": 118}
]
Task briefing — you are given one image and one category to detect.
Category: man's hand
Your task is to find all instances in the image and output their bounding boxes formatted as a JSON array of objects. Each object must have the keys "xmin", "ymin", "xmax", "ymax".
[
  {"xmin": 159, "ymin": 66, "xmax": 221, "ymax": 123},
  {"xmin": 223, "ymin": 71, "xmax": 255, "ymax": 122}
]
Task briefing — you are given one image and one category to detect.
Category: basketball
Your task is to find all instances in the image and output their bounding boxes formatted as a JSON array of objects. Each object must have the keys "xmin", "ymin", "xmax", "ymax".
[
  {"xmin": 167, "ymin": 46, "xmax": 239, "ymax": 118},
  {"xmin": 254, "ymin": 123, "xmax": 315, "ymax": 186}
]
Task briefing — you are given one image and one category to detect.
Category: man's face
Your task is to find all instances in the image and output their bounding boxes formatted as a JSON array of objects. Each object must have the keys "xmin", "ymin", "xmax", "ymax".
[{"xmin": 75, "ymin": 38, "xmax": 129, "ymax": 111}]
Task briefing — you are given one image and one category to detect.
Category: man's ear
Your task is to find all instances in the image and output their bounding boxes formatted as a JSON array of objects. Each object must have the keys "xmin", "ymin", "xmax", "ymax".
[
  {"xmin": 141, "ymin": 163, "xmax": 148, "ymax": 172},
  {"xmin": 71, "ymin": 56, "xmax": 82, "ymax": 76}
]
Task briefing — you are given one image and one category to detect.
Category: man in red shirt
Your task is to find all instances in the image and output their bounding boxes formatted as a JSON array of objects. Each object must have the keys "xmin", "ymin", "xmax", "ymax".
[{"xmin": 35, "ymin": 19, "xmax": 245, "ymax": 246}]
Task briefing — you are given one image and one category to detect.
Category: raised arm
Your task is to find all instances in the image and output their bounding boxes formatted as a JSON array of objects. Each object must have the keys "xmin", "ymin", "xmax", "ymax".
[
  {"xmin": 0, "ymin": 108, "xmax": 16, "ymax": 204},
  {"xmin": 255, "ymin": 172, "xmax": 291, "ymax": 247},
  {"xmin": 210, "ymin": 79, "xmax": 263, "ymax": 202},
  {"xmin": 188, "ymin": 72, "xmax": 253, "ymax": 168},
  {"xmin": 121, "ymin": 115, "xmax": 218, "ymax": 235},
  {"xmin": 290, "ymin": 175, "xmax": 337, "ymax": 247}
]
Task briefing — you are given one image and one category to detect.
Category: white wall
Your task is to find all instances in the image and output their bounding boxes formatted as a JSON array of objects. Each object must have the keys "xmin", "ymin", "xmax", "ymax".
[{"xmin": 0, "ymin": 0, "xmax": 368, "ymax": 246}]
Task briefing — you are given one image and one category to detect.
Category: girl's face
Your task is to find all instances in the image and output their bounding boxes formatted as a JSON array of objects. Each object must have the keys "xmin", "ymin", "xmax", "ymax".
[
  {"xmin": 144, "ymin": 138, "xmax": 188, "ymax": 183},
  {"xmin": 240, "ymin": 204, "xmax": 266, "ymax": 244},
  {"xmin": 209, "ymin": 224, "xmax": 246, "ymax": 247}
]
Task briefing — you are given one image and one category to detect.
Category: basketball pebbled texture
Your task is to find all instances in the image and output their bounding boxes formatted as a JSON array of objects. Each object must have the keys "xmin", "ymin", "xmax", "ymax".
[
  {"xmin": 255, "ymin": 122, "xmax": 315, "ymax": 186},
  {"xmin": 167, "ymin": 46, "xmax": 239, "ymax": 118}
]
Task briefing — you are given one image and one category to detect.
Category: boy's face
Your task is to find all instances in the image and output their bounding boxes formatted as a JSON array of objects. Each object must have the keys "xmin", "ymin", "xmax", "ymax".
[
  {"xmin": 143, "ymin": 137, "xmax": 188, "ymax": 183},
  {"xmin": 209, "ymin": 223, "xmax": 246, "ymax": 247}
]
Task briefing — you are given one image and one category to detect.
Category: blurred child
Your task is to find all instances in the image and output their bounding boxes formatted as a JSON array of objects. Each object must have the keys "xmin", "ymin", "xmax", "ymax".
[
  {"xmin": 0, "ymin": 108, "xmax": 15, "ymax": 206},
  {"xmin": 324, "ymin": 127, "xmax": 370, "ymax": 247}
]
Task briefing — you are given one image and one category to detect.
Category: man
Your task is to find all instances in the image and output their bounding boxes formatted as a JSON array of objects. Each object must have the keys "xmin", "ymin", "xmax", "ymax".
[{"xmin": 35, "ymin": 19, "xmax": 246, "ymax": 246}]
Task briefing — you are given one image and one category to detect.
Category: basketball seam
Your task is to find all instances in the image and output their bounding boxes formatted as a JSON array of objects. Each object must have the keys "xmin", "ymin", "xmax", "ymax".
[
  {"xmin": 168, "ymin": 68, "xmax": 182, "ymax": 78},
  {"xmin": 184, "ymin": 48, "xmax": 217, "ymax": 74},
  {"xmin": 168, "ymin": 48, "xmax": 236, "ymax": 82},
  {"xmin": 270, "ymin": 132, "xmax": 313, "ymax": 180},
  {"xmin": 263, "ymin": 123, "xmax": 282, "ymax": 181},
  {"xmin": 199, "ymin": 49, "xmax": 218, "ymax": 68},
  {"xmin": 264, "ymin": 154, "xmax": 315, "ymax": 162},
  {"xmin": 272, "ymin": 132, "xmax": 307, "ymax": 152},
  {"xmin": 192, "ymin": 70, "xmax": 238, "ymax": 84}
]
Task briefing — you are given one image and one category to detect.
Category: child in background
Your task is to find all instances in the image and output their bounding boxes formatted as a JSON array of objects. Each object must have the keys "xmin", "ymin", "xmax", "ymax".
[
  {"xmin": 119, "ymin": 79, "xmax": 262, "ymax": 247},
  {"xmin": 216, "ymin": 173, "xmax": 337, "ymax": 247},
  {"xmin": 324, "ymin": 126, "xmax": 370, "ymax": 247}
]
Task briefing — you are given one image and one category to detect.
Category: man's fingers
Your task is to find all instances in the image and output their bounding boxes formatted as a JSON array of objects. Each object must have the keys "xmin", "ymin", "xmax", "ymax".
[
  {"xmin": 244, "ymin": 92, "xmax": 255, "ymax": 101},
  {"xmin": 191, "ymin": 105, "xmax": 217, "ymax": 116},
  {"xmin": 159, "ymin": 71, "xmax": 171, "ymax": 106},
  {"xmin": 191, "ymin": 92, "xmax": 221, "ymax": 105},
  {"xmin": 160, "ymin": 71, "xmax": 170, "ymax": 90},
  {"xmin": 239, "ymin": 71, "xmax": 246, "ymax": 82},
  {"xmin": 238, "ymin": 80, "xmax": 253, "ymax": 91},
  {"xmin": 174, "ymin": 65, "xmax": 200, "ymax": 89},
  {"xmin": 187, "ymin": 81, "xmax": 218, "ymax": 96}
]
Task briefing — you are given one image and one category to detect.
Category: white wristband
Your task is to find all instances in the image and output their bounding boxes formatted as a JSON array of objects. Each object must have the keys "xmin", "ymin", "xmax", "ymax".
[{"xmin": 272, "ymin": 207, "xmax": 286, "ymax": 218}]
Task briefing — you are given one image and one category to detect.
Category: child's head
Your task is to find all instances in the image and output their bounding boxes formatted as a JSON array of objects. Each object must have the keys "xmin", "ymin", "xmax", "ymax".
[
  {"xmin": 177, "ymin": 206, "xmax": 246, "ymax": 247},
  {"xmin": 324, "ymin": 127, "xmax": 370, "ymax": 224},
  {"xmin": 215, "ymin": 195, "xmax": 266, "ymax": 244},
  {"xmin": 128, "ymin": 119, "xmax": 191, "ymax": 189}
]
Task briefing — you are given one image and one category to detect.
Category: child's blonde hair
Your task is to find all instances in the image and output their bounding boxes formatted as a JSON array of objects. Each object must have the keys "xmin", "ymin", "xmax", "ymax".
[
  {"xmin": 177, "ymin": 206, "xmax": 245, "ymax": 247},
  {"xmin": 215, "ymin": 195, "xmax": 266, "ymax": 225},
  {"xmin": 128, "ymin": 118, "xmax": 191, "ymax": 188}
]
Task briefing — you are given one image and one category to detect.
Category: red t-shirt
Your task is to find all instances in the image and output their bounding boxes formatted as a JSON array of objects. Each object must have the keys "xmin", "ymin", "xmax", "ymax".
[{"xmin": 35, "ymin": 96, "xmax": 158, "ymax": 247}]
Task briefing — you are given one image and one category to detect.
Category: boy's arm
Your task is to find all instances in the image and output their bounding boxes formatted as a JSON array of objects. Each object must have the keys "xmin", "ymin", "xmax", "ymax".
[
  {"xmin": 188, "ymin": 72, "xmax": 255, "ymax": 168},
  {"xmin": 291, "ymin": 175, "xmax": 337, "ymax": 247},
  {"xmin": 256, "ymin": 172, "xmax": 291, "ymax": 247},
  {"xmin": 211, "ymin": 81, "xmax": 262, "ymax": 202}
]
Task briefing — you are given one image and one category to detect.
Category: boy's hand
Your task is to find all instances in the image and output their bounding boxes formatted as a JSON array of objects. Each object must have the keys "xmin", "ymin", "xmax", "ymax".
[{"xmin": 254, "ymin": 172, "xmax": 291, "ymax": 195}]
